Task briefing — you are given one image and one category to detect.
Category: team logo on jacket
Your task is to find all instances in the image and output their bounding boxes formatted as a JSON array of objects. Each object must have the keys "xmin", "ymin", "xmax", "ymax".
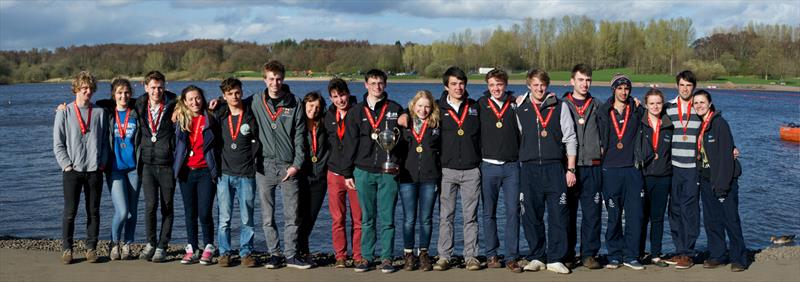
[
  {"xmin": 708, "ymin": 135, "xmax": 716, "ymax": 143},
  {"xmin": 386, "ymin": 112, "xmax": 399, "ymax": 120},
  {"xmin": 718, "ymin": 197, "xmax": 725, "ymax": 203},
  {"xmin": 559, "ymin": 193, "xmax": 567, "ymax": 205},
  {"xmin": 241, "ymin": 124, "xmax": 251, "ymax": 136},
  {"xmin": 608, "ymin": 198, "xmax": 615, "ymax": 208},
  {"xmin": 282, "ymin": 108, "xmax": 293, "ymax": 116},
  {"xmin": 469, "ymin": 108, "xmax": 478, "ymax": 116},
  {"xmin": 594, "ymin": 192, "xmax": 601, "ymax": 204}
]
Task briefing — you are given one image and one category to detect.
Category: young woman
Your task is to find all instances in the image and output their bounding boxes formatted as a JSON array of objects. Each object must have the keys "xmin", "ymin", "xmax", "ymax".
[
  {"xmin": 296, "ymin": 91, "xmax": 330, "ymax": 268},
  {"xmin": 398, "ymin": 90, "xmax": 441, "ymax": 271},
  {"xmin": 106, "ymin": 78, "xmax": 141, "ymax": 260},
  {"xmin": 173, "ymin": 85, "xmax": 220, "ymax": 265},
  {"xmin": 639, "ymin": 88, "xmax": 673, "ymax": 267},
  {"xmin": 692, "ymin": 90, "xmax": 747, "ymax": 272}
]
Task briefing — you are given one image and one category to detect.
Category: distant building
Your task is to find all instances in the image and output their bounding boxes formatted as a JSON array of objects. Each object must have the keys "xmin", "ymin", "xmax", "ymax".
[{"xmin": 478, "ymin": 67, "xmax": 494, "ymax": 74}]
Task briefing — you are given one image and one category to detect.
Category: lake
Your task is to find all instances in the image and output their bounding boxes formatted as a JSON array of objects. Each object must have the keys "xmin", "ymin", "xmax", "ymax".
[{"xmin": 1, "ymin": 79, "xmax": 798, "ymax": 257}]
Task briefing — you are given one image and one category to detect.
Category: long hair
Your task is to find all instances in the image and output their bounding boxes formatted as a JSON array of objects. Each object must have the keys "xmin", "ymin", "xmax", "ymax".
[
  {"xmin": 407, "ymin": 90, "xmax": 440, "ymax": 128},
  {"xmin": 176, "ymin": 85, "xmax": 207, "ymax": 132},
  {"xmin": 303, "ymin": 91, "xmax": 326, "ymax": 124}
]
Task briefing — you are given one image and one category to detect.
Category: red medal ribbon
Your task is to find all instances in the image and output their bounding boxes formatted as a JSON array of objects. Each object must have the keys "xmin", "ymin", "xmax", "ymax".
[
  {"xmin": 74, "ymin": 103, "xmax": 92, "ymax": 135},
  {"xmin": 364, "ymin": 103, "xmax": 388, "ymax": 131},
  {"xmin": 228, "ymin": 112, "xmax": 244, "ymax": 142},
  {"xmin": 115, "ymin": 108, "xmax": 131, "ymax": 139},
  {"xmin": 610, "ymin": 105, "xmax": 631, "ymax": 143},
  {"xmin": 487, "ymin": 97, "xmax": 511, "ymax": 123},
  {"xmin": 412, "ymin": 119, "xmax": 429, "ymax": 147},
  {"xmin": 147, "ymin": 101, "xmax": 164, "ymax": 135},
  {"xmin": 189, "ymin": 115, "xmax": 205, "ymax": 147},
  {"xmin": 310, "ymin": 122, "xmax": 319, "ymax": 157},
  {"xmin": 336, "ymin": 110, "xmax": 347, "ymax": 141},
  {"xmin": 677, "ymin": 98, "xmax": 692, "ymax": 137},
  {"xmin": 262, "ymin": 97, "xmax": 284, "ymax": 122},
  {"xmin": 447, "ymin": 101, "xmax": 469, "ymax": 128},
  {"xmin": 531, "ymin": 98, "xmax": 556, "ymax": 130},
  {"xmin": 567, "ymin": 94, "xmax": 592, "ymax": 119},
  {"xmin": 649, "ymin": 116, "xmax": 661, "ymax": 153},
  {"xmin": 697, "ymin": 111, "xmax": 714, "ymax": 155}
]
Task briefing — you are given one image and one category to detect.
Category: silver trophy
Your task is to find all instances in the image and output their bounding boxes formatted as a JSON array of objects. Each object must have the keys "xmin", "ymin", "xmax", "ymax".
[{"xmin": 376, "ymin": 124, "xmax": 401, "ymax": 174}]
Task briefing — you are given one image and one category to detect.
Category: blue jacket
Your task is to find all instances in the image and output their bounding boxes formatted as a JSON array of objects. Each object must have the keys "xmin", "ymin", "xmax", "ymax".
[{"xmin": 173, "ymin": 113, "xmax": 220, "ymax": 180}]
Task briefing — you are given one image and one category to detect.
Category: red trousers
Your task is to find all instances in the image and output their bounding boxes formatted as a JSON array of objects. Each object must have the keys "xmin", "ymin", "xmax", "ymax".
[{"xmin": 327, "ymin": 171, "xmax": 363, "ymax": 261}]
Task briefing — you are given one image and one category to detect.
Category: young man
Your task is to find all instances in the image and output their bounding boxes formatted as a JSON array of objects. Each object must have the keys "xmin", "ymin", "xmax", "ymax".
[
  {"xmin": 251, "ymin": 60, "xmax": 310, "ymax": 269},
  {"xmin": 343, "ymin": 69, "xmax": 404, "ymax": 273},
  {"xmin": 562, "ymin": 64, "xmax": 604, "ymax": 269},
  {"xmin": 517, "ymin": 69, "xmax": 577, "ymax": 274},
  {"xmin": 434, "ymin": 67, "xmax": 482, "ymax": 271},
  {"xmin": 53, "ymin": 71, "xmax": 109, "ymax": 264},
  {"xmin": 478, "ymin": 68, "xmax": 522, "ymax": 273},
  {"xmin": 323, "ymin": 78, "xmax": 363, "ymax": 268},
  {"xmin": 135, "ymin": 71, "xmax": 178, "ymax": 263},
  {"xmin": 597, "ymin": 74, "xmax": 650, "ymax": 270},
  {"xmin": 213, "ymin": 78, "xmax": 259, "ymax": 267}
]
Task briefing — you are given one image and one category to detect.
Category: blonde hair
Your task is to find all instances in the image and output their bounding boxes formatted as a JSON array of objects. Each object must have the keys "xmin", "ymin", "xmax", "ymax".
[
  {"xmin": 71, "ymin": 71, "xmax": 97, "ymax": 94},
  {"xmin": 175, "ymin": 85, "xmax": 207, "ymax": 132},
  {"xmin": 407, "ymin": 90, "xmax": 440, "ymax": 128}
]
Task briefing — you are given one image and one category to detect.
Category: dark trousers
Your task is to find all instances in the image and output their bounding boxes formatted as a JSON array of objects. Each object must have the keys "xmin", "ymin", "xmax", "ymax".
[
  {"xmin": 61, "ymin": 170, "xmax": 103, "ymax": 250},
  {"xmin": 178, "ymin": 168, "xmax": 215, "ymax": 251},
  {"xmin": 700, "ymin": 177, "xmax": 747, "ymax": 266},
  {"xmin": 669, "ymin": 167, "xmax": 700, "ymax": 256},
  {"xmin": 141, "ymin": 164, "xmax": 175, "ymax": 249},
  {"xmin": 603, "ymin": 167, "xmax": 644, "ymax": 262},
  {"xmin": 480, "ymin": 161, "xmax": 520, "ymax": 262},
  {"xmin": 641, "ymin": 175, "xmax": 670, "ymax": 257},
  {"xmin": 566, "ymin": 165, "xmax": 603, "ymax": 260},
  {"xmin": 520, "ymin": 162, "xmax": 569, "ymax": 263},
  {"xmin": 297, "ymin": 176, "xmax": 327, "ymax": 255}
]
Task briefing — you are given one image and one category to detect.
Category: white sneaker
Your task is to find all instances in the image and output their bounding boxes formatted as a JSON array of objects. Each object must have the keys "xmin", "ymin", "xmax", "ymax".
[
  {"xmin": 524, "ymin": 260, "xmax": 546, "ymax": 272},
  {"xmin": 546, "ymin": 262, "xmax": 571, "ymax": 274}
]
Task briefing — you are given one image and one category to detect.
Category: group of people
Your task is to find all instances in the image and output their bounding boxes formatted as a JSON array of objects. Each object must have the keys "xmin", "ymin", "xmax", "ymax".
[{"xmin": 53, "ymin": 60, "xmax": 748, "ymax": 274}]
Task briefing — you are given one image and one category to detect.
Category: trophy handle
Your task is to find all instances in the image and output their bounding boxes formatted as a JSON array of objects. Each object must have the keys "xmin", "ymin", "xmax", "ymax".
[{"xmin": 392, "ymin": 127, "xmax": 401, "ymax": 147}]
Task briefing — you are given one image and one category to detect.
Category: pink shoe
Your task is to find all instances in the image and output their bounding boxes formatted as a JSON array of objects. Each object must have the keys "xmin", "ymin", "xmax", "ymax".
[
  {"xmin": 181, "ymin": 244, "xmax": 197, "ymax": 264},
  {"xmin": 200, "ymin": 244, "xmax": 215, "ymax": 265}
]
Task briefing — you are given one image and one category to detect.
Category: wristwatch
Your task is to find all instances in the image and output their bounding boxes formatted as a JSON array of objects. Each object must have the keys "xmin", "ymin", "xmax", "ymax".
[{"xmin": 566, "ymin": 168, "xmax": 576, "ymax": 174}]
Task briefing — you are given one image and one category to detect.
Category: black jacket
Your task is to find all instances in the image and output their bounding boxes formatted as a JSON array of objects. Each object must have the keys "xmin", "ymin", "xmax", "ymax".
[
  {"xmin": 342, "ymin": 93, "xmax": 404, "ymax": 178},
  {"xmin": 210, "ymin": 106, "xmax": 260, "ymax": 178},
  {"xmin": 697, "ymin": 111, "xmax": 742, "ymax": 197},
  {"xmin": 597, "ymin": 96, "xmax": 652, "ymax": 169},
  {"xmin": 134, "ymin": 93, "xmax": 177, "ymax": 167},
  {"xmin": 398, "ymin": 120, "xmax": 442, "ymax": 183},
  {"xmin": 323, "ymin": 96, "xmax": 358, "ymax": 176},
  {"xmin": 302, "ymin": 119, "xmax": 331, "ymax": 181},
  {"xmin": 478, "ymin": 91, "xmax": 519, "ymax": 162},
  {"xmin": 516, "ymin": 93, "xmax": 565, "ymax": 164},
  {"xmin": 642, "ymin": 113, "xmax": 673, "ymax": 177},
  {"xmin": 437, "ymin": 91, "xmax": 481, "ymax": 170}
]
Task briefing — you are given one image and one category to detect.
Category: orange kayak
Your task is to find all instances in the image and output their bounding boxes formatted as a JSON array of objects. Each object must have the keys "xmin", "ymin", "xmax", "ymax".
[{"xmin": 780, "ymin": 126, "xmax": 800, "ymax": 142}]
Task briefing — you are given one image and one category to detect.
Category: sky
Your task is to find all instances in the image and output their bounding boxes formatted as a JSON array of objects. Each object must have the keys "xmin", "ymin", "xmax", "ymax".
[{"xmin": 1, "ymin": 0, "xmax": 798, "ymax": 51}]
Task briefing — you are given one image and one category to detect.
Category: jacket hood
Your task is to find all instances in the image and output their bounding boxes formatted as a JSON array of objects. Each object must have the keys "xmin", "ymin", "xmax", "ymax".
[
  {"xmin": 524, "ymin": 91, "xmax": 559, "ymax": 108},
  {"xmin": 482, "ymin": 90, "xmax": 514, "ymax": 100}
]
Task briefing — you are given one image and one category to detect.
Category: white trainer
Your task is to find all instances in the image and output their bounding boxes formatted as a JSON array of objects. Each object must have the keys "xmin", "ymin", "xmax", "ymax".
[
  {"xmin": 524, "ymin": 260, "xmax": 546, "ymax": 272},
  {"xmin": 546, "ymin": 262, "xmax": 571, "ymax": 274}
]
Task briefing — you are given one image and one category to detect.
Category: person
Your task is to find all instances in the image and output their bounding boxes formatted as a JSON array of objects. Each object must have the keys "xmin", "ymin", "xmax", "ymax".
[
  {"xmin": 517, "ymin": 69, "xmax": 577, "ymax": 274},
  {"xmin": 297, "ymin": 91, "xmax": 331, "ymax": 267},
  {"xmin": 398, "ymin": 90, "xmax": 441, "ymax": 271},
  {"xmin": 173, "ymin": 85, "xmax": 219, "ymax": 265},
  {"xmin": 597, "ymin": 74, "xmax": 651, "ymax": 270},
  {"xmin": 213, "ymin": 78, "xmax": 259, "ymax": 267},
  {"xmin": 434, "ymin": 67, "xmax": 482, "ymax": 271},
  {"xmin": 639, "ymin": 88, "xmax": 673, "ymax": 267},
  {"xmin": 477, "ymin": 68, "xmax": 522, "ymax": 273},
  {"xmin": 562, "ymin": 64, "xmax": 604, "ymax": 269},
  {"xmin": 105, "ymin": 78, "xmax": 141, "ymax": 261},
  {"xmin": 250, "ymin": 60, "xmax": 310, "ymax": 269},
  {"xmin": 692, "ymin": 90, "xmax": 747, "ymax": 272},
  {"xmin": 135, "ymin": 71, "xmax": 178, "ymax": 263},
  {"xmin": 53, "ymin": 71, "xmax": 109, "ymax": 264},
  {"xmin": 322, "ymin": 78, "xmax": 363, "ymax": 269},
  {"xmin": 343, "ymin": 69, "xmax": 404, "ymax": 273}
]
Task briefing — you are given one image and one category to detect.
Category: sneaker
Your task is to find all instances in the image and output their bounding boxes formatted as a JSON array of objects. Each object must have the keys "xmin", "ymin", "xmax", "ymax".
[
  {"xmin": 486, "ymin": 256, "xmax": 502, "ymax": 268},
  {"xmin": 265, "ymin": 255, "xmax": 283, "ymax": 269},
  {"xmin": 110, "ymin": 243, "xmax": 121, "ymax": 261},
  {"xmin": 433, "ymin": 258, "xmax": 450, "ymax": 271},
  {"xmin": 418, "ymin": 250, "xmax": 432, "ymax": 271},
  {"xmin": 218, "ymin": 254, "xmax": 231, "ymax": 267},
  {"xmin": 651, "ymin": 257, "xmax": 669, "ymax": 267},
  {"xmin": 465, "ymin": 257, "xmax": 481, "ymax": 271},
  {"xmin": 605, "ymin": 259, "xmax": 621, "ymax": 269},
  {"xmin": 730, "ymin": 263, "xmax": 746, "ymax": 272},
  {"xmin": 380, "ymin": 259, "xmax": 395, "ymax": 273},
  {"xmin": 181, "ymin": 245, "xmax": 197, "ymax": 264},
  {"xmin": 242, "ymin": 254, "xmax": 258, "ymax": 267},
  {"xmin": 199, "ymin": 244, "xmax": 215, "ymax": 265},
  {"xmin": 403, "ymin": 252, "xmax": 415, "ymax": 271},
  {"xmin": 546, "ymin": 262, "xmax": 571, "ymax": 274},
  {"xmin": 334, "ymin": 258, "xmax": 347, "ymax": 268},
  {"xmin": 624, "ymin": 260, "xmax": 645, "ymax": 270},
  {"xmin": 523, "ymin": 259, "xmax": 545, "ymax": 272},
  {"xmin": 664, "ymin": 255, "xmax": 680, "ymax": 265},
  {"xmin": 151, "ymin": 248, "xmax": 166, "ymax": 263},
  {"xmin": 582, "ymin": 256, "xmax": 602, "ymax": 269},
  {"xmin": 121, "ymin": 243, "xmax": 132, "ymax": 260},
  {"xmin": 85, "ymin": 249, "xmax": 98, "ymax": 263},
  {"xmin": 354, "ymin": 259, "xmax": 370, "ymax": 272},
  {"xmin": 304, "ymin": 253, "xmax": 318, "ymax": 268},
  {"xmin": 564, "ymin": 260, "xmax": 576, "ymax": 269},
  {"xmin": 703, "ymin": 259, "xmax": 723, "ymax": 269},
  {"xmin": 286, "ymin": 256, "xmax": 312, "ymax": 269},
  {"xmin": 61, "ymin": 249, "xmax": 73, "ymax": 265},
  {"xmin": 506, "ymin": 260, "xmax": 523, "ymax": 273},
  {"xmin": 139, "ymin": 243, "xmax": 155, "ymax": 260},
  {"xmin": 676, "ymin": 255, "xmax": 694, "ymax": 269}
]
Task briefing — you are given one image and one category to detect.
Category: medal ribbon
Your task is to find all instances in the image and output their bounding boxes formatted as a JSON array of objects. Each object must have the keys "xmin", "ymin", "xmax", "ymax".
[
  {"xmin": 610, "ymin": 105, "xmax": 630, "ymax": 143},
  {"xmin": 487, "ymin": 97, "xmax": 511, "ymax": 124},
  {"xmin": 262, "ymin": 97, "xmax": 284, "ymax": 122},
  {"xmin": 677, "ymin": 98, "xmax": 692, "ymax": 137},
  {"xmin": 311, "ymin": 122, "xmax": 319, "ymax": 157},
  {"xmin": 189, "ymin": 115, "xmax": 205, "ymax": 148},
  {"xmin": 412, "ymin": 119, "xmax": 429, "ymax": 147},
  {"xmin": 74, "ymin": 103, "xmax": 92, "ymax": 135},
  {"xmin": 697, "ymin": 111, "xmax": 714, "ymax": 155},
  {"xmin": 115, "ymin": 108, "xmax": 131, "ymax": 139},
  {"xmin": 336, "ymin": 110, "xmax": 347, "ymax": 141},
  {"xmin": 228, "ymin": 112, "xmax": 244, "ymax": 142},
  {"xmin": 147, "ymin": 101, "xmax": 164, "ymax": 136},
  {"xmin": 650, "ymin": 116, "xmax": 661, "ymax": 153},
  {"xmin": 447, "ymin": 101, "xmax": 469, "ymax": 129},
  {"xmin": 567, "ymin": 94, "xmax": 592, "ymax": 118},
  {"xmin": 364, "ymin": 103, "xmax": 388, "ymax": 131},
  {"xmin": 531, "ymin": 98, "xmax": 555, "ymax": 131}
]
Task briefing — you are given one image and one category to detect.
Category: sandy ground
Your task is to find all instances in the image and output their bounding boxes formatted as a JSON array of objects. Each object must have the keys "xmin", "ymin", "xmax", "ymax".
[{"xmin": 1, "ymin": 247, "xmax": 798, "ymax": 282}]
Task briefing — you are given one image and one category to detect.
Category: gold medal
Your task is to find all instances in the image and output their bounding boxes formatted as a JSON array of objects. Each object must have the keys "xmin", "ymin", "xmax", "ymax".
[
  {"xmin": 416, "ymin": 145, "xmax": 423, "ymax": 153},
  {"xmin": 616, "ymin": 142, "xmax": 624, "ymax": 150},
  {"xmin": 541, "ymin": 130, "xmax": 548, "ymax": 137},
  {"xmin": 578, "ymin": 117, "xmax": 585, "ymax": 125},
  {"xmin": 682, "ymin": 135, "xmax": 688, "ymax": 141},
  {"xmin": 496, "ymin": 121, "xmax": 503, "ymax": 128},
  {"xmin": 457, "ymin": 128, "xmax": 464, "ymax": 136},
  {"xmin": 311, "ymin": 156, "xmax": 318, "ymax": 163}
]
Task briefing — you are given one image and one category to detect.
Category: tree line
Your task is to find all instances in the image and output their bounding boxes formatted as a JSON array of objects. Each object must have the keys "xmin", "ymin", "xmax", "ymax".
[{"xmin": 0, "ymin": 16, "xmax": 797, "ymax": 84}]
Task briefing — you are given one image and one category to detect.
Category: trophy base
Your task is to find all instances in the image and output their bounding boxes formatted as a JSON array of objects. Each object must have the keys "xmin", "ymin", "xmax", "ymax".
[{"xmin": 382, "ymin": 163, "xmax": 400, "ymax": 175}]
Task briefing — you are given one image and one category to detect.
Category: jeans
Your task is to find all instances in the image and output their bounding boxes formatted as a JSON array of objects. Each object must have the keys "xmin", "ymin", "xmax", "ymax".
[
  {"xmin": 141, "ymin": 164, "xmax": 175, "ymax": 249},
  {"xmin": 603, "ymin": 167, "xmax": 645, "ymax": 262},
  {"xmin": 700, "ymin": 177, "xmax": 747, "ymax": 266},
  {"xmin": 438, "ymin": 167, "xmax": 481, "ymax": 260},
  {"xmin": 62, "ymin": 170, "xmax": 103, "ymax": 250},
  {"xmin": 298, "ymin": 175, "xmax": 328, "ymax": 255},
  {"xmin": 641, "ymin": 175, "xmax": 670, "ymax": 257},
  {"xmin": 327, "ymin": 171, "xmax": 362, "ymax": 261},
  {"xmin": 179, "ymin": 168, "xmax": 216, "ymax": 251},
  {"xmin": 107, "ymin": 169, "xmax": 140, "ymax": 243},
  {"xmin": 480, "ymin": 161, "xmax": 520, "ymax": 262},
  {"xmin": 256, "ymin": 158, "xmax": 300, "ymax": 258},
  {"xmin": 669, "ymin": 167, "xmax": 700, "ymax": 256},
  {"xmin": 217, "ymin": 174, "xmax": 256, "ymax": 257},
  {"xmin": 399, "ymin": 182, "xmax": 438, "ymax": 251},
  {"xmin": 354, "ymin": 167, "xmax": 399, "ymax": 261}
]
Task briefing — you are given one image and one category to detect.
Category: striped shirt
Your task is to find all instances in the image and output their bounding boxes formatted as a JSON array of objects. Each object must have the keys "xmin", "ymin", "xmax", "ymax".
[{"xmin": 666, "ymin": 97, "xmax": 701, "ymax": 168}]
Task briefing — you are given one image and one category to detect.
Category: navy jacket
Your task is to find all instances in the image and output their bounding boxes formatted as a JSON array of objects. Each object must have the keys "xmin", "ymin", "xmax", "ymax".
[
  {"xmin": 697, "ymin": 111, "xmax": 742, "ymax": 197},
  {"xmin": 598, "ymin": 96, "xmax": 652, "ymax": 169},
  {"xmin": 438, "ymin": 91, "xmax": 481, "ymax": 170},
  {"xmin": 173, "ymin": 113, "xmax": 220, "ymax": 180},
  {"xmin": 398, "ymin": 119, "xmax": 442, "ymax": 183},
  {"xmin": 642, "ymin": 113, "xmax": 674, "ymax": 177}
]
